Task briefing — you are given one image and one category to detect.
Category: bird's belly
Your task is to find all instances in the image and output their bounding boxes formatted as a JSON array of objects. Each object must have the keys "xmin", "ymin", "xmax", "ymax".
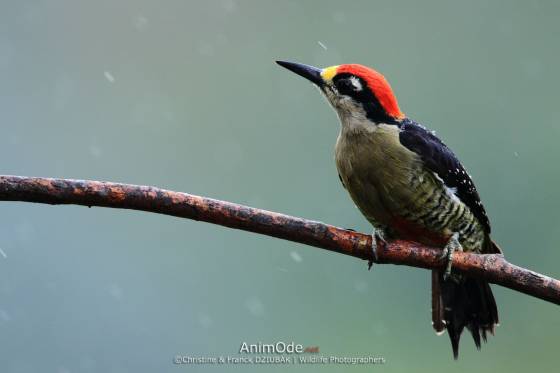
[
  {"xmin": 342, "ymin": 167, "xmax": 485, "ymax": 250},
  {"xmin": 338, "ymin": 167, "xmax": 392, "ymax": 227},
  {"xmin": 390, "ymin": 178, "xmax": 486, "ymax": 251},
  {"xmin": 335, "ymin": 124, "xmax": 419, "ymax": 229},
  {"xmin": 335, "ymin": 125, "xmax": 485, "ymax": 251}
]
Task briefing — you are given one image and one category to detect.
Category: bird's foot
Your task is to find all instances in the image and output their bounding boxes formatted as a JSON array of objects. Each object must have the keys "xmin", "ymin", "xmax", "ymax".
[
  {"xmin": 369, "ymin": 228, "xmax": 387, "ymax": 270},
  {"xmin": 440, "ymin": 232, "xmax": 463, "ymax": 281}
]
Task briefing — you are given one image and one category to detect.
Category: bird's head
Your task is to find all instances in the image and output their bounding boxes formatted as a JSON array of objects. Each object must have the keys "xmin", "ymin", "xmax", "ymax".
[{"xmin": 276, "ymin": 61, "xmax": 405, "ymax": 124}]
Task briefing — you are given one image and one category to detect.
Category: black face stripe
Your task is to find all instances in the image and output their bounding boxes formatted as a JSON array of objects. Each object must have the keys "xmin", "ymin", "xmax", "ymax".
[{"xmin": 332, "ymin": 73, "xmax": 398, "ymax": 124}]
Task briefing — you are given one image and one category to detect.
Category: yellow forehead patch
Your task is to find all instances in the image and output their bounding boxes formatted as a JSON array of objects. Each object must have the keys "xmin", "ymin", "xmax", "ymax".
[{"xmin": 320, "ymin": 65, "xmax": 339, "ymax": 82}]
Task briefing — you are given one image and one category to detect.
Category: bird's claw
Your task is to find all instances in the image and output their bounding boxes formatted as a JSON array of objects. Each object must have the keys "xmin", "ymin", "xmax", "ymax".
[
  {"xmin": 369, "ymin": 228, "xmax": 386, "ymax": 270},
  {"xmin": 440, "ymin": 232, "xmax": 462, "ymax": 281}
]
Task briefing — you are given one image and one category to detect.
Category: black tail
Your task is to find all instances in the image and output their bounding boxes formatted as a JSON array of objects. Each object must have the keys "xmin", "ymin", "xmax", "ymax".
[{"xmin": 432, "ymin": 270, "xmax": 499, "ymax": 359}]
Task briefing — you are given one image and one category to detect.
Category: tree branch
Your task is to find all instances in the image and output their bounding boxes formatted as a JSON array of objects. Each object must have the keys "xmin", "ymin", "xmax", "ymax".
[{"xmin": 0, "ymin": 175, "xmax": 558, "ymax": 305}]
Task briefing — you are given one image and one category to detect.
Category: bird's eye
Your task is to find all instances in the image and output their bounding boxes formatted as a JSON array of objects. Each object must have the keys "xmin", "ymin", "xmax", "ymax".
[
  {"xmin": 335, "ymin": 76, "xmax": 363, "ymax": 95},
  {"xmin": 335, "ymin": 78, "xmax": 352, "ymax": 91}
]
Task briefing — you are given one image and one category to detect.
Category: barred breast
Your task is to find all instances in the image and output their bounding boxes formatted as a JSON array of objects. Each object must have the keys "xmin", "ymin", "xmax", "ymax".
[
  {"xmin": 396, "ymin": 169, "xmax": 486, "ymax": 252},
  {"xmin": 335, "ymin": 122, "xmax": 485, "ymax": 253}
]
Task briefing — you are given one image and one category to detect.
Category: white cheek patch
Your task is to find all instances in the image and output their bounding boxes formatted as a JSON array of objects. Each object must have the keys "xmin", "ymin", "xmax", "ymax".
[{"xmin": 349, "ymin": 76, "xmax": 363, "ymax": 91}]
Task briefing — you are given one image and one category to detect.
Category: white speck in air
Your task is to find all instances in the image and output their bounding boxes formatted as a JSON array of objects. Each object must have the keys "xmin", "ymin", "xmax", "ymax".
[
  {"xmin": 514, "ymin": 151, "xmax": 519, "ymax": 157},
  {"xmin": 134, "ymin": 15, "xmax": 148, "ymax": 30},
  {"xmin": 0, "ymin": 248, "xmax": 6, "ymax": 258},
  {"xmin": 104, "ymin": 71, "xmax": 115, "ymax": 83},
  {"xmin": 318, "ymin": 41, "xmax": 328, "ymax": 50},
  {"xmin": 245, "ymin": 297, "xmax": 265, "ymax": 317},
  {"xmin": 372, "ymin": 320, "xmax": 388, "ymax": 336},
  {"xmin": 333, "ymin": 11, "xmax": 346, "ymax": 24},
  {"xmin": 0, "ymin": 309, "xmax": 10, "ymax": 321},
  {"xmin": 354, "ymin": 280, "xmax": 368, "ymax": 293},
  {"xmin": 109, "ymin": 284, "xmax": 123, "ymax": 300},
  {"xmin": 198, "ymin": 313, "xmax": 213, "ymax": 328},
  {"xmin": 290, "ymin": 251, "xmax": 302, "ymax": 263},
  {"xmin": 198, "ymin": 42, "xmax": 215, "ymax": 56},
  {"xmin": 222, "ymin": 0, "xmax": 236, "ymax": 12},
  {"xmin": 89, "ymin": 144, "xmax": 102, "ymax": 158}
]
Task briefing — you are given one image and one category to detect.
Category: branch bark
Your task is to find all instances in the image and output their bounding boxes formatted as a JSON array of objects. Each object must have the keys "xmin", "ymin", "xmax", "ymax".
[{"xmin": 0, "ymin": 175, "xmax": 558, "ymax": 305}]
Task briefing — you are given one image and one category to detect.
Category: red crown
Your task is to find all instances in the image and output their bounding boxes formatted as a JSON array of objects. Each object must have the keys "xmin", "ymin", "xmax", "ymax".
[{"xmin": 336, "ymin": 64, "xmax": 404, "ymax": 119}]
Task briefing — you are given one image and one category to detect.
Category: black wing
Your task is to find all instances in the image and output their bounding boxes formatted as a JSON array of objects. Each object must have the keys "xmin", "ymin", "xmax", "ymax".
[{"xmin": 399, "ymin": 118, "xmax": 491, "ymax": 233}]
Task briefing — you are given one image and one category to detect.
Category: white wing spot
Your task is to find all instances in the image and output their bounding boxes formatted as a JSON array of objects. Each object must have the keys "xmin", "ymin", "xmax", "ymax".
[{"xmin": 104, "ymin": 71, "xmax": 115, "ymax": 83}]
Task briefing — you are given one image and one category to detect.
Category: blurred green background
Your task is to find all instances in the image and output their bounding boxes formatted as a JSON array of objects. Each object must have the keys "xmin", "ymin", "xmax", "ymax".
[{"xmin": 0, "ymin": 0, "xmax": 559, "ymax": 372}]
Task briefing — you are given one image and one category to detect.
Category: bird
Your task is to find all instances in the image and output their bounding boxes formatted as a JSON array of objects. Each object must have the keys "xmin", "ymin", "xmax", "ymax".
[{"xmin": 276, "ymin": 60, "xmax": 501, "ymax": 359}]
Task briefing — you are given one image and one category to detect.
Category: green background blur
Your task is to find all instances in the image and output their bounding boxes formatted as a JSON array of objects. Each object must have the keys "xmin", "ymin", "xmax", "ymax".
[{"xmin": 0, "ymin": 0, "xmax": 559, "ymax": 372}]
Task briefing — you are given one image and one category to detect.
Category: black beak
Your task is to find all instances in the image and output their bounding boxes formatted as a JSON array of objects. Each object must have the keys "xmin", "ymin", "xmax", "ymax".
[{"xmin": 276, "ymin": 61, "xmax": 324, "ymax": 87}]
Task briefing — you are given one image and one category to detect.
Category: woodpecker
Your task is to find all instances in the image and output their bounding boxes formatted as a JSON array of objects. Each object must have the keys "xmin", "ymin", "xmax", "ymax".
[{"xmin": 276, "ymin": 60, "xmax": 501, "ymax": 359}]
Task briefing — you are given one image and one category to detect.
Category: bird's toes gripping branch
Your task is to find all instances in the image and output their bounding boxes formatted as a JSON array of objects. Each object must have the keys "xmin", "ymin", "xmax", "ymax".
[
  {"xmin": 440, "ymin": 232, "xmax": 463, "ymax": 281},
  {"xmin": 369, "ymin": 227, "xmax": 388, "ymax": 270}
]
